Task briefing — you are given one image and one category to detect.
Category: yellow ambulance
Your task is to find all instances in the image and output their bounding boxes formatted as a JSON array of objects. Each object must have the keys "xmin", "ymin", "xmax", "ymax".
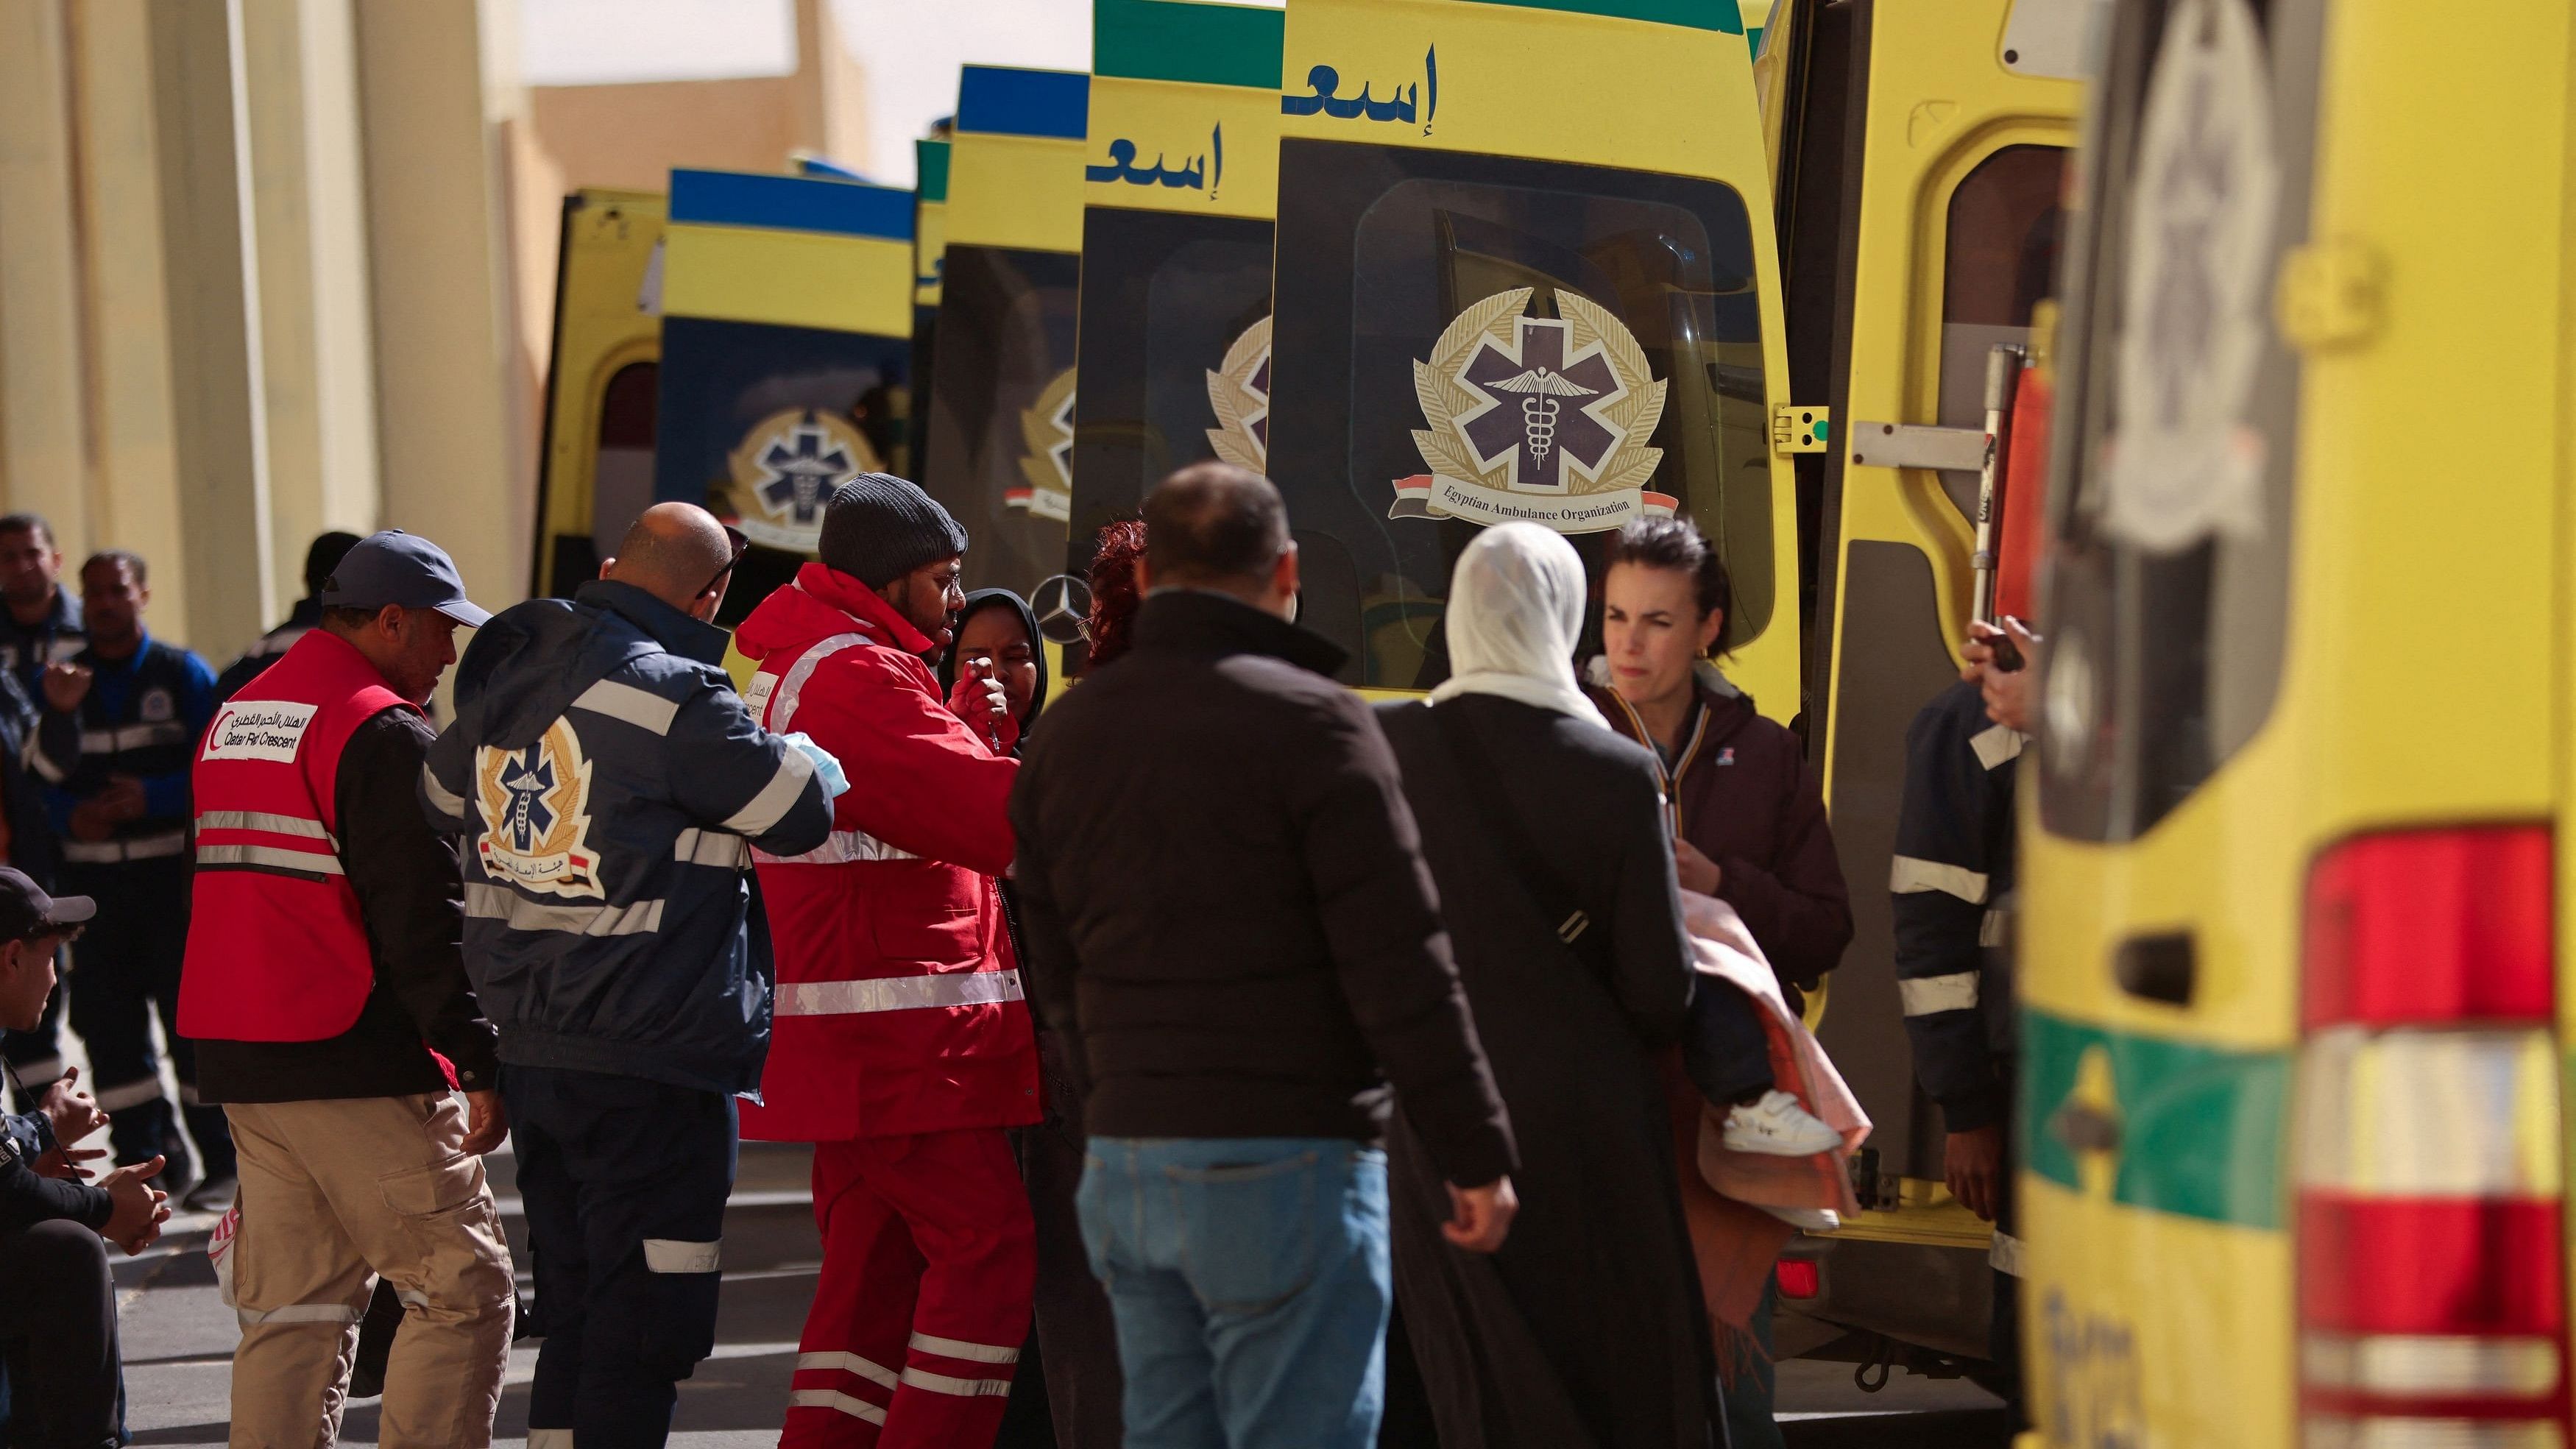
[{"xmin": 2017, "ymin": 0, "xmax": 2570, "ymax": 1443}]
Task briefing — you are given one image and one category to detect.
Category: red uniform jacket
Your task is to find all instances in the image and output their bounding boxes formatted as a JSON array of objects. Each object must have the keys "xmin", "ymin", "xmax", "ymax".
[{"xmin": 734, "ymin": 563, "xmax": 1039, "ymax": 1141}]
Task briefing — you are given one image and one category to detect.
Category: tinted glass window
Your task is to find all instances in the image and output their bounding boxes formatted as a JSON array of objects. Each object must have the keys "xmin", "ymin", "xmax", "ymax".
[
  {"xmin": 1271, "ymin": 140, "xmax": 1772, "ymax": 688},
  {"xmin": 1932, "ymin": 145, "xmax": 2066, "ymax": 520},
  {"xmin": 2039, "ymin": 0, "xmax": 2318, "ymax": 841},
  {"xmin": 1069, "ymin": 208, "xmax": 1273, "ymax": 575},
  {"xmin": 922, "ymin": 244, "xmax": 1081, "ymax": 598}
]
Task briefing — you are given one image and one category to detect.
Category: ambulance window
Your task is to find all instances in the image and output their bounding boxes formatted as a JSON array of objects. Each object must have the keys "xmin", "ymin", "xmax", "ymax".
[
  {"xmin": 921, "ymin": 244, "xmax": 1082, "ymax": 599},
  {"xmin": 588, "ymin": 361, "xmax": 660, "ymax": 566},
  {"xmin": 1270, "ymin": 144, "xmax": 1772, "ymax": 689},
  {"xmin": 2037, "ymin": 0, "xmax": 2319, "ymax": 842},
  {"xmin": 1932, "ymin": 146, "xmax": 2066, "ymax": 520}
]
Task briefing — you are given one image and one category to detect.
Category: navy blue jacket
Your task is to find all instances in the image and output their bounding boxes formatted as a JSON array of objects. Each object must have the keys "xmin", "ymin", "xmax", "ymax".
[
  {"xmin": 0, "ymin": 588, "xmax": 82, "ymax": 706},
  {"xmin": 422, "ymin": 581, "xmax": 833, "ymax": 1094},
  {"xmin": 32, "ymin": 632, "xmax": 216, "ymax": 868},
  {"xmin": 1891, "ymin": 679, "xmax": 2020, "ymax": 1135}
]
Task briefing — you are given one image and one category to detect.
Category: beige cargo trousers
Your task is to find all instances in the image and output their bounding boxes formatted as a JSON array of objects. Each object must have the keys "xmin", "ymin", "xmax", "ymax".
[{"xmin": 224, "ymin": 1091, "xmax": 514, "ymax": 1448}]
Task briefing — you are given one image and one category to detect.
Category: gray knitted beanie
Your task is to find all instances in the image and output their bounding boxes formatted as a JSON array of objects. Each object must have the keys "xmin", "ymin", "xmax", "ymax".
[{"xmin": 818, "ymin": 473, "xmax": 969, "ymax": 588}]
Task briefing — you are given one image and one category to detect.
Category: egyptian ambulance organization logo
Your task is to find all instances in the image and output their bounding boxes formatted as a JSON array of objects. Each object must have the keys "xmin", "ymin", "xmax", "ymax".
[
  {"xmin": 1010, "ymin": 368, "xmax": 1078, "ymax": 524},
  {"xmin": 1395, "ymin": 287, "xmax": 1674, "ymax": 534},
  {"xmin": 2101, "ymin": 0, "xmax": 2279, "ymax": 555},
  {"xmin": 726, "ymin": 408, "xmax": 885, "ymax": 553},
  {"xmin": 473, "ymin": 720, "xmax": 600, "ymax": 899},
  {"xmin": 1204, "ymin": 316, "xmax": 1272, "ymax": 472}
]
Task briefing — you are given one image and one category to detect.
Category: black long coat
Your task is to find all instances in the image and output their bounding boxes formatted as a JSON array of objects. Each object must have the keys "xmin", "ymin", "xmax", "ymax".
[{"xmin": 1376, "ymin": 695, "xmax": 1719, "ymax": 1449}]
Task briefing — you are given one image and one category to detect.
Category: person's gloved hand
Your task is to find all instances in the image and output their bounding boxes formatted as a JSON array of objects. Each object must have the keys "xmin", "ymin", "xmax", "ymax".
[{"xmin": 779, "ymin": 731, "xmax": 849, "ymax": 803}]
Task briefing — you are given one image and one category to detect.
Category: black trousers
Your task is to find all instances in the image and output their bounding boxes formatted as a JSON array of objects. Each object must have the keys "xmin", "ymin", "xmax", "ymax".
[
  {"xmin": 0, "ymin": 1219, "xmax": 121, "ymax": 1449},
  {"xmin": 1683, "ymin": 979, "xmax": 1777, "ymax": 1108},
  {"xmin": 1, "ymin": 979, "xmax": 65, "ymax": 1110},
  {"xmin": 504, "ymin": 1064, "xmax": 736, "ymax": 1449},
  {"xmin": 61, "ymin": 857, "xmax": 232, "ymax": 1182}
]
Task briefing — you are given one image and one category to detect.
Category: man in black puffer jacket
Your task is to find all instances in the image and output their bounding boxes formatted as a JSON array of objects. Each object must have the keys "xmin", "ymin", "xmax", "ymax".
[{"xmin": 1011, "ymin": 463, "xmax": 1518, "ymax": 1448}]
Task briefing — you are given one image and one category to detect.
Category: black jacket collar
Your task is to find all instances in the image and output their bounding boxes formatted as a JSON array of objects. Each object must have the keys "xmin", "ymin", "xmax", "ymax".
[
  {"xmin": 1133, "ymin": 589, "xmax": 1348, "ymax": 677},
  {"xmin": 576, "ymin": 579, "xmax": 729, "ymax": 667}
]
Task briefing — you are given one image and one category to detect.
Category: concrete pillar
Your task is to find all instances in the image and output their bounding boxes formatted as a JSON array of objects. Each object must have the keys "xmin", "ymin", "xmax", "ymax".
[
  {"xmin": 0, "ymin": 0, "xmax": 96, "ymax": 545},
  {"xmin": 354, "ymin": 0, "xmax": 531, "ymax": 610},
  {"xmin": 238, "ymin": 0, "xmax": 383, "ymax": 612},
  {"xmin": 142, "ymin": 0, "xmax": 275, "ymax": 650}
]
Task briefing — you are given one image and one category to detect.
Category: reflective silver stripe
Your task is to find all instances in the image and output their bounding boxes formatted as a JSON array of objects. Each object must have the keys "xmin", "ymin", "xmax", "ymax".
[
  {"xmin": 779, "ymin": 970, "xmax": 1023, "ymax": 1017},
  {"xmin": 8, "ymin": 1057, "xmax": 62, "ymax": 1087},
  {"xmin": 797, "ymin": 1350, "xmax": 899, "ymax": 1389},
  {"xmin": 198, "ymin": 843, "xmax": 345, "ymax": 876},
  {"xmin": 1889, "ymin": 854, "xmax": 1989, "ymax": 904},
  {"xmin": 721, "ymin": 748, "xmax": 815, "ymax": 837},
  {"xmin": 463, "ymin": 885, "xmax": 666, "ymax": 938},
  {"xmin": 573, "ymin": 679, "xmax": 680, "ymax": 735},
  {"xmin": 93, "ymin": 1077, "xmax": 163, "ymax": 1112},
  {"xmin": 1898, "ymin": 973, "xmax": 1982, "ymax": 1017},
  {"xmin": 1970, "ymin": 723, "xmax": 2027, "ymax": 772},
  {"xmin": 641, "ymin": 1238, "xmax": 721, "ymax": 1273},
  {"xmin": 754, "ymin": 828, "xmax": 917, "ymax": 866},
  {"xmin": 420, "ymin": 760, "xmax": 466, "ymax": 820},
  {"xmin": 528, "ymin": 1431, "xmax": 576, "ymax": 1449},
  {"xmin": 238, "ymin": 1302, "xmax": 363, "ymax": 1326},
  {"xmin": 672, "ymin": 828, "xmax": 751, "ymax": 870},
  {"xmin": 397, "ymin": 1289, "xmax": 431, "ymax": 1308},
  {"xmin": 22, "ymin": 731, "xmax": 62, "ymax": 783},
  {"xmin": 178, "ymin": 1083, "xmax": 205, "ymax": 1107},
  {"xmin": 908, "ymin": 1331, "xmax": 1021, "ymax": 1365},
  {"xmin": 1980, "ymin": 909, "xmax": 2010, "ymax": 948},
  {"xmin": 196, "ymin": 809, "xmax": 335, "ymax": 843},
  {"xmin": 60, "ymin": 832, "xmax": 187, "ymax": 863},
  {"xmin": 1989, "ymin": 1228, "xmax": 2027, "ymax": 1278},
  {"xmin": 81, "ymin": 722, "xmax": 190, "ymax": 752},
  {"xmin": 899, "ymin": 1366, "xmax": 1013, "ymax": 1397},
  {"xmin": 788, "ymin": 1389, "xmax": 886, "ymax": 1425},
  {"xmin": 769, "ymin": 631, "xmax": 870, "ymax": 733}
]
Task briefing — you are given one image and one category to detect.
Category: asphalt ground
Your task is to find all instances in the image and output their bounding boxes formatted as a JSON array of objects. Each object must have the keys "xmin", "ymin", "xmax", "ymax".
[{"xmin": 101, "ymin": 1138, "xmax": 2006, "ymax": 1448}]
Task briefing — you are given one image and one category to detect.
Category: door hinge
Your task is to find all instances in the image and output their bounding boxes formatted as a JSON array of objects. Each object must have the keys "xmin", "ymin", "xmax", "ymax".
[
  {"xmin": 1772, "ymin": 404, "xmax": 1830, "ymax": 455},
  {"xmin": 2275, "ymin": 238, "xmax": 2385, "ymax": 352}
]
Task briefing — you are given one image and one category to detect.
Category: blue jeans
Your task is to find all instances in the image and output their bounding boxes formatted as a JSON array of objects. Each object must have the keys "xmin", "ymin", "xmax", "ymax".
[{"xmin": 1075, "ymin": 1138, "xmax": 1391, "ymax": 1449}]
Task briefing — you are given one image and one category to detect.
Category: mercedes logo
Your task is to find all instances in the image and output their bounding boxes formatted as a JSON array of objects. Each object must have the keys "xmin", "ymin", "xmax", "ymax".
[{"xmin": 1030, "ymin": 573, "xmax": 1091, "ymax": 646}]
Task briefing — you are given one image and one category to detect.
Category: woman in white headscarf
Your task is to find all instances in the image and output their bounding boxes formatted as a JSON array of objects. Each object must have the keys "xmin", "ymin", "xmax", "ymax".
[{"xmin": 1373, "ymin": 522, "xmax": 1727, "ymax": 1449}]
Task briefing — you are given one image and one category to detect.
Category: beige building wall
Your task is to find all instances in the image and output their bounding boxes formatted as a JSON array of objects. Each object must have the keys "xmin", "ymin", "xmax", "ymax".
[{"xmin": 0, "ymin": 0, "xmax": 873, "ymax": 659}]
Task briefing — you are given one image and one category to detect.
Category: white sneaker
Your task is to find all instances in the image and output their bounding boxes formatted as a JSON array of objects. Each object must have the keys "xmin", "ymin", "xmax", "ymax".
[
  {"xmin": 1763, "ymin": 1205, "xmax": 1841, "ymax": 1233},
  {"xmin": 1722, "ymin": 1090, "xmax": 1842, "ymax": 1157}
]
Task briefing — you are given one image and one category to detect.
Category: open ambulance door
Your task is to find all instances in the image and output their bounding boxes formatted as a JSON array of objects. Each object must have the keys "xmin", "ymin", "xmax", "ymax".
[
  {"xmin": 531, "ymin": 189, "xmax": 666, "ymax": 598},
  {"xmin": 1267, "ymin": 0, "xmax": 1800, "ymax": 714},
  {"xmin": 1065, "ymin": 0, "xmax": 1285, "ymax": 677},
  {"xmin": 1758, "ymin": 0, "xmax": 2084, "ymax": 1362}
]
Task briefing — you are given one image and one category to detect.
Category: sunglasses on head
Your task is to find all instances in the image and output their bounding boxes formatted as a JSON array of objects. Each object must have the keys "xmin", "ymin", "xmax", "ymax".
[{"xmin": 698, "ymin": 525, "xmax": 751, "ymax": 601}]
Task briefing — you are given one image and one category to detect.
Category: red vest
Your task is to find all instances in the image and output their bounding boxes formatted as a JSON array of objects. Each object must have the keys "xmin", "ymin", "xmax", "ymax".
[{"xmin": 177, "ymin": 629, "xmax": 414, "ymax": 1042}]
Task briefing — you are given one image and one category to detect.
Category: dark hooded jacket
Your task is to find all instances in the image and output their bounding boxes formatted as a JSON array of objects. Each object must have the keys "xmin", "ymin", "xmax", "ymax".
[
  {"xmin": 421, "ymin": 580, "xmax": 835, "ymax": 1093},
  {"xmin": 938, "ymin": 588, "xmax": 1050, "ymax": 755}
]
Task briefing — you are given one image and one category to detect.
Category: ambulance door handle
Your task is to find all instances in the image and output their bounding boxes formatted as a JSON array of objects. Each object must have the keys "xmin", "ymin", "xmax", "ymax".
[{"xmin": 2112, "ymin": 932, "xmax": 2195, "ymax": 1007}]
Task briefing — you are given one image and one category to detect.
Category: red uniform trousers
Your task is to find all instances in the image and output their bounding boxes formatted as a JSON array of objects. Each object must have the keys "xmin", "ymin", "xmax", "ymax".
[{"xmin": 785, "ymin": 1127, "xmax": 1036, "ymax": 1447}]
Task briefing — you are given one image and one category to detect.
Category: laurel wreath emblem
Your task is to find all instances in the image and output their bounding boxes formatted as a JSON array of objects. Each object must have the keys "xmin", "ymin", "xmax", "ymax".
[
  {"xmin": 1016, "ymin": 366, "xmax": 1079, "ymax": 517},
  {"xmin": 1204, "ymin": 316, "xmax": 1272, "ymax": 472},
  {"xmin": 1410, "ymin": 287, "xmax": 1668, "ymax": 496}
]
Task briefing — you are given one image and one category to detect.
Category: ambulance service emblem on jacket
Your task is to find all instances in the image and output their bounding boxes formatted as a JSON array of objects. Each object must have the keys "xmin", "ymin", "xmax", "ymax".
[
  {"xmin": 474, "ymin": 720, "xmax": 600, "ymax": 898},
  {"xmin": 1204, "ymin": 316, "xmax": 1272, "ymax": 472},
  {"xmin": 1010, "ymin": 368, "xmax": 1078, "ymax": 524},
  {"xmin": 726, "ymin": 408, "xmax": 884, "ymax": 554},
  {"xmin": 1395, "ymin": 286, "xmax": 1674, "ymax": 534}
]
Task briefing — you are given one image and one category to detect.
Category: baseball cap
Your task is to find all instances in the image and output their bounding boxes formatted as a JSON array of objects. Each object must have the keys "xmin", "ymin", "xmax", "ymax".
[
  {"xmin": 0, "ymin": 868, "xmax": 92, "ymax": 940},
  {"xmin": 318, "ymin": 530, "xmax": 492, "ymax": 628}
]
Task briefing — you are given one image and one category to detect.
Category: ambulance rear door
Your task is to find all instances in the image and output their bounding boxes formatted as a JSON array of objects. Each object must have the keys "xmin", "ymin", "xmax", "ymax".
[{"xmin": 531, "ymin": 189, "xmax": 665, "ymax": 598}]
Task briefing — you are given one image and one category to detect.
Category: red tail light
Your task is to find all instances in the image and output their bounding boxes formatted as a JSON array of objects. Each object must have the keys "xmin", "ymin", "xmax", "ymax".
[
  {"xmin": 2298, "ymin": 826, "xmax": 2566, "ymax": 1445},
  {"xmin": 1775, "ymin": 1258, "xmax": 1819, "ymax": 1300}
]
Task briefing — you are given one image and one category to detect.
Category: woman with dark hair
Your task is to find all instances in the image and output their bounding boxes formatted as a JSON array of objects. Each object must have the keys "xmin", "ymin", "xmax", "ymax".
[{"xmin": 1588, "ymin": 516, "xmax": 1854, "ymax": 1449}]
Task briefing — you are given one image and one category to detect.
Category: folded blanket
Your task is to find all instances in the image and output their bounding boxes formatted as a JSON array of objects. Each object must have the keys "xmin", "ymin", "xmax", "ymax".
[{"xmin": 1682, "ymin": 890, "xmax": 1870, "ymax": 1218}]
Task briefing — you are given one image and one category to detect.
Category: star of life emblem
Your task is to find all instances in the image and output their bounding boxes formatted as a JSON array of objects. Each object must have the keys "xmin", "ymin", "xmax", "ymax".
[
  {"xmin": 1395, "ymin": 287, "xmax": 1674, "ymax": 534},
  {"xmin": 1009, "ymin": 368, "xmax": 1078, "ymax": 525},
  {"xmin": 473, "ymin": 718, "xmax": 600, "ymax": 899},
  {"xmin": 725, "ymin": 408, "xmax": 885, "ymax": 553},
  {"xmin": 1204, "ymin": 316, "xmax": 1272, "ymax": 472},
  {"xmin": 2101, "ymin": 0, "xmax": 2279, "ymax": 554}
]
